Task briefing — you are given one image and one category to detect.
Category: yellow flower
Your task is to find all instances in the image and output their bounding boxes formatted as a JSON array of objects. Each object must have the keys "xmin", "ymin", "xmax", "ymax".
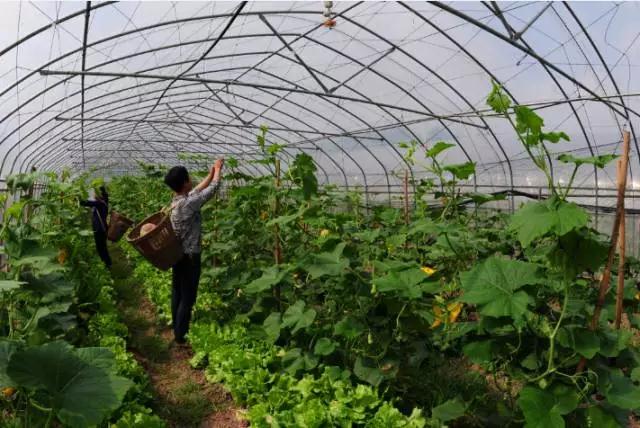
[
  {"xmin": 421, "ymin": 266, "xmax": 436, "ymax": 276},
  {"xmin": 320, "ymin": 229, "xmax": 330, "ymax": 238},
  {"xmin": 636, "ymin": 292, "xmax": 640, "ymax": 301},
  {"xmin": 447, "ymin": 302, "xmax": 463, "ymax": 323},
  {"xmin": 431, "ymin": 304, "xmax": 443, "ymax": 329},
  {"xmin": 260, "ymin": 211, "xmax": 269, "ymax": 221},
  {"xmin": 57, "ymin": 248, "xmax": 68, "ymax": 265},
  {"xmin": 1, "ymin": 387, "xmax": 15, "ymax": 398},
  {"xmin": 431, "ymin": 301, "xmax": 463, "ymax": 328}
]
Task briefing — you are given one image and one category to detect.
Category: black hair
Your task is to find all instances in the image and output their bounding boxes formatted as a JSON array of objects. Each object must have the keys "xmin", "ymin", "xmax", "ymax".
[{"xmin": 164, "ymin": 166, "xmax": 190, "ymax": 192}]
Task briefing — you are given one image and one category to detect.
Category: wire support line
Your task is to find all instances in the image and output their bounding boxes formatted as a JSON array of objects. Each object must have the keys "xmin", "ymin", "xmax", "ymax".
[{"xmin": 40, "ymin": 69, "xmax": 488, "ymax": 129}]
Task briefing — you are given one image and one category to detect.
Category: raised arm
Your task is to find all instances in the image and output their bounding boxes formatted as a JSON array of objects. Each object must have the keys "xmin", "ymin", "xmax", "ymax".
[{"xmin": 184, "ymin": 159, "xmax": 224, "ymax": 211}]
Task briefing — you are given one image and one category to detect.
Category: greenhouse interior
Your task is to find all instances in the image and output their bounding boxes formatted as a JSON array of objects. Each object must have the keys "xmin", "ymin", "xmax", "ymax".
[{"xmin": 3, "ymin": 1, "xmax": 640, "ymax": 427}]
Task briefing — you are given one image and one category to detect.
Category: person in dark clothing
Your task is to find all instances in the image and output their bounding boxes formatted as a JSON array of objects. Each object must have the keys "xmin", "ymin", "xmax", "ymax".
[
  {"xmin": 163, "ymin": 159, "xmax": 223, "ymax": 345},
  {"xmin": 80, "ymin": 186, "xmax": 112, "ymax": 269}
]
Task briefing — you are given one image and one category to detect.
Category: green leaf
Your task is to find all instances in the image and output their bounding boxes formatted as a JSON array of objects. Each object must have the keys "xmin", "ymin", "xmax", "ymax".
[
  {"xmin": 373, "ymin": 268, "xmax": 428, "ymax": 299},
  {"xmin": 573, "ymin": 328, "xmax": 601, "ymax": 359},
  {"xmin": 313, "ymin": 338, "xmax": 336, "ymax": 356},
  {"xmin": 517, "ymin": 387, "xmax": 565, "ymax": 428},
  {"xmin": 586, "ymin": 407, "xmax": 621, "ymax": 428},
  {"xmin": 631, "ymin": 368, "xmax": 640, "ymax": 383},
  {"xmin": 426, "ymin": 142, "xmax": 455, "ymax": 158},
  {"xmin": 460, "ymin": 257, "xmax": 544, "ymax": 321},
  {"xmin": 509, "ymin": 198, "xmax": 588, "ymax": 247},
  {"xmin": 244, "ymin": 266, "xmax": 286, "ymax": 294},
  {"xmin": 290, "ymin": 153, "xmax": 318, "ymax": 200},
  {"xmin": 354, "ymin": 357, "xmax": 384, "ymax": 387},
  {"xmin": 431, "ymin": 398, "xmax": 467, "ymax": 422},
  {"xmin": 281, "ymin": 301, "xmax": 316, "ymax": 334},
  {"xmin": 263, "ymin": 312, "xmax": 281, "ymax": 343},
  {"xmin": 0, "ymin": 280, "xmax": 25, "ymax": 293},
  {"xmin": 514, "ymin": 106, "xmax": 543, "ymax": 143},
  {"xmin": 443, "ymin": 162, "xmax": 476, "ymax": 180},
  {"xmin": 462, "ymin": 341, "xmax": 493, "ymax": 365},
  {"xmin": 605, "ymin": 371, "xmax": 640, "ymax": 409},
  {"xmin": 7, "ymin": 341, "xmax": 133, "ymax": 427},
  {"xmin": 557, "ymin": 153, "xmax": 618, "ymax": 168},
  {"xmin": 487, "ymin": 81, "xmax": 511, "ymax": 114},
  {"xmin": 333, "ymin": 316, "xmax": 365, "ymax": 339},
  {"xmin": 0, "ymin": 341, "xmax": 19, "ymax": 388},
  {"xmin": 305, "ymin": 242, "xmax": 349, "ymax": 279},
  {"xmin": 542, "ymin": 131, "xmax": 570, "ymax": 143},
  {"xmin": 266, "ymin": 212, "xmax": 300, "ymax": 227}
]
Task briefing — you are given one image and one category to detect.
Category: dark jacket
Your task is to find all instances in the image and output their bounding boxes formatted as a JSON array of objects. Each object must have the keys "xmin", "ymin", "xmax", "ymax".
[{"xmin": 80, "ymin": 187, "xmax": 109, "ymax": 233}]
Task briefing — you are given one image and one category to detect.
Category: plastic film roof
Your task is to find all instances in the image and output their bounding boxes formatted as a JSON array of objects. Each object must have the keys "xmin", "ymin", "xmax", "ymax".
[{"xmin": 2, "ymin": 1, "xmax": 640, "ymax": 202}]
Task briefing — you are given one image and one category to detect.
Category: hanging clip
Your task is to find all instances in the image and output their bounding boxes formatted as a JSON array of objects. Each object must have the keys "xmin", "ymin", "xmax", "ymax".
[{"xmin": 323, "ymin": 1, "xmax": 336, "ymax": 28}]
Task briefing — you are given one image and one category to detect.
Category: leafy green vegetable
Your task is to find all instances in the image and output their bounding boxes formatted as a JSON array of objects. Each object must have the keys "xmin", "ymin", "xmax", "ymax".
[{"xmin": 460, "ymin": 257, "xmax": 544, "ymax": 320}]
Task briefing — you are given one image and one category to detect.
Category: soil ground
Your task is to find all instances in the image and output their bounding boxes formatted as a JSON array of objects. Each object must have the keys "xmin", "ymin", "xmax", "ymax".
[{"xmin": 109, "ymin": 244, "xmax": 247, "ymax": 428}]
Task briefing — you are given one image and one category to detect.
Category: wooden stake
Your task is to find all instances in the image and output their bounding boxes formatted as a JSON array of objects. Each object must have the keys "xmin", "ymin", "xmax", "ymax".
[
  {"xmin": 615, "ymin": 198, "xmax": 626, "ymax": 329},
  {"xmin": 403, "ymin": 169, "xmax": 409, "ymax": 225},
  {"xmin": 577, "ymin": 130, "xmax": 630, "ymax": 372},
  {"xmin": 274, "ymin": 159, "xmax": 282, "ymax": 308}
]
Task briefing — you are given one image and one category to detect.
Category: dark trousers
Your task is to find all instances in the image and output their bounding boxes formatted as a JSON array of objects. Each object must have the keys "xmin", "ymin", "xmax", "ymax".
[
  {"xmin": 93, "ymin": 230, "xmax": 112, "ymax": 268},
  {"xmin": 171, "ymin": 253, "xmax": 201, "ymax": 341}
]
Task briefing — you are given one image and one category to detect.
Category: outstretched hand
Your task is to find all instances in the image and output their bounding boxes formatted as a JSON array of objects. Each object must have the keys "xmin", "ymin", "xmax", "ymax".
[{"xmin": 214, "ymin": 158, "xmax": 224, "ymax": 171}]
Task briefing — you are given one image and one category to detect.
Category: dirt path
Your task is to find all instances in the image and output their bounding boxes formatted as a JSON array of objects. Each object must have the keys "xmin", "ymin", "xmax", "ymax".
[{"xmin": 109, "ymin": 245, "xmax": 247, "ymax": 428}]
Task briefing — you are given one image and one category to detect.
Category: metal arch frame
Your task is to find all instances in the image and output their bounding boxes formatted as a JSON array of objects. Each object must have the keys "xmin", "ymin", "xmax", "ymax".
[
  {"xmin": 24, "ymin": 79, "xmax": 346, "ymax": 186},
  {"xmin": 4, "ymin": 4, "xmax": 483, "ymax": 199},
  {"xmin": 42, "ymin": 92, "xmax": 339, "ymax": 183},
  {"xmin": 9, "ymin": 74, "xmax": 338, "ymax": 182},
  {"xmin": 115, "ymin": 2, "xmax": 248, "ymax": 152},
  {"xmin": 7, "ymin": 34, "xmax": 408, "ymax": 193},
  {"xmin": 4, "ymin": 4, "xmax": 488, "ymax": 190},
  {"xmin": 562, "ymin": 3, "xmax": 640, "ymax": 174},
  {"xmin": 430, "ymin": 2, "xmax": 638, "ymax": 127},
  {"xmin": 339, "ymin": 10, "xmax": 514, "ymax": 197},
  {"xmin": 478, "ymin": 2, "xmax": 601, "ymax": 208},
  {"xmin": 14, "ymin": 41, "xmax": 415, "ymax": 202},
  {"xmin": 1, "ymin": 1, "xmax": 636, "ymax": 208},
  {"xmin": 400, "ymin": 3, "xmax": 521, "ymax": 196}
]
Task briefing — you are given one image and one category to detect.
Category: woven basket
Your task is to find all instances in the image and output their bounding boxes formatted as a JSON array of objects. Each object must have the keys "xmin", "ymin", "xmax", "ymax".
[
  {"xmin": 107, "ymin": 211, "xmax": 134, "ymax": 242},
  {"xmin": 127, "ymin": 211, "xmax": 183, "ymax": 271}
]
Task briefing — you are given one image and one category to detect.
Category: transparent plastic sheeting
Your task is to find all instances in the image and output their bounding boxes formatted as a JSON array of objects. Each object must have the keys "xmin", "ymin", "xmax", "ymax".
[{"xmin": 2, "ymin": 1, "xmax": 640, "ymax": 208}]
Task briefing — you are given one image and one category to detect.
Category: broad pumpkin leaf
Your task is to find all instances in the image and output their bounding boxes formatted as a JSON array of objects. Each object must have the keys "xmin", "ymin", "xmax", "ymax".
[
  {"xmin": 354, "ymin": 357, "xmax": 384, "ymax": 387},
  {"xmin": 509, "ymin": 198, "xmax": 588, "ymax": 248},
  {"xmin": 7, "ymin": 341, "xmax": 132, "ymax": 427},
  {"xmin": 373, "ymin": 268, "xmax": 429, "ymax": 299},
  {"xmin": 266, "ymin": 212, "xmax": 300, "ymax": 227},
  {"xmin": 460, "ymin": 257, "xmax": 544, "ymax": 321},
  {"xmin": 426, "ymin": 141, "xmax": 455, "ymax": 158},
  {"xmin": 443, "ymin": 162, "xmax": 476, "ymax": 180},
  {"xmin": 0, "ymin": 280, "xmax": 25, "ymax": 293},
  {"xmin": 557, "ymin": 153, "xmax": 618, "ymax": 168},
  {"xmin": 263, "ymin": 312, "xmax": 281, "ymax": 343},
  {"xmin": 557, "ymin": 328, "xmax": 600, "ymax": 359},
  {"xmin": 462, "ymin": 341, "xmax": 493, "ymax": 365},
  {"xmin": 333, "ymin": 316, "xmax": 365, "ymax": 339},
  {"xmin": 313, "ymin": 338, "xmax": 336, "ymax": 356},
  {"xmin": 487, "ymin": 81, "xmax": 511, "ymax": 114},
  {"xmin": 598, "ymin": 329, "xmax": 633, "ymax": 358},
  {"xmin": 281, "ymin": 301, "xmax": 316, "ymax": 334},
  {"xmin": 305, "ymin": 243, "xmax": 349, "ymax": 279},
  {"xmin": 0, "ymin": 341, "xmax": 19, "ymax": 388},
  {"xmin": 586, "ymin": 407, "xmax": 620, "ymax": 428},
  {"xmin": 605, "ymin": 371, "xmax": 640, "ymax": 409},
  {"xmin": 517, "ymin": 387, "xmax": 565, "ymax": 428},
  {"xmin": 245, "ymin": 266, "xmax": 286, "ymax": 294},
  {"xmin": 431, "ymin": 398, "xmax": 467, "ymax": 422}
]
